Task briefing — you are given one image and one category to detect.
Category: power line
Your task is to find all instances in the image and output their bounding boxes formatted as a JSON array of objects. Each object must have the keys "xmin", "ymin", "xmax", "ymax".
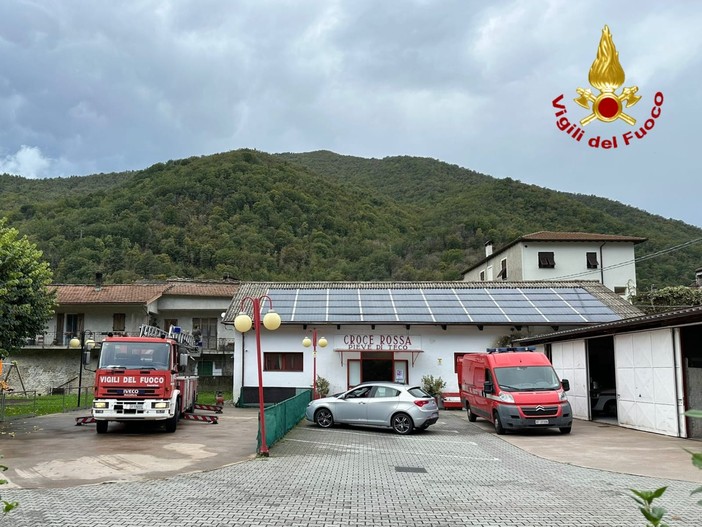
[{"xmin": 547, "ymin": 237, "xmax": 702, "ymax": 281}]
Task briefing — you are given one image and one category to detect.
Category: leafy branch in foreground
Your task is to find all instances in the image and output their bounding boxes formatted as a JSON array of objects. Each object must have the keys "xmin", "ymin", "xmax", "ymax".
[
  {"xmin": 0, "ymin": 457, "xmax": 18, "ymax": 515},
  {"xmin": 629, "ymin": 409, "xmax": 701, "ymax": 525},
  {"xmin": 630, "ymin": 487, "xmax": 669, "ymax": 527}
]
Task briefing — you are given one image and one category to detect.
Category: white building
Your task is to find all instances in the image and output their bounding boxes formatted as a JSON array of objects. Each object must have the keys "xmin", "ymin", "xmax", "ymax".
[
  {"xmin": 19, "ymin": 278, "xmax": 239, "ymax": 392},
  {"xmin": 461, "ymin": 232, "xmax": 647, "ymax": 299},
  {"xmin": 222, "ymin": 281, "xmax": 640, "ymax": 406},
  {"xmin": 519, "ymin": 306, "xmax": 702, "ymax": 439}
]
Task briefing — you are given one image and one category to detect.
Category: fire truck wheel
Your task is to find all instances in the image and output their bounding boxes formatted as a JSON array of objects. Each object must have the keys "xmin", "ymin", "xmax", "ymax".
[
  {"xmin": 165, "ymin": 399, "xmax": 180, "ymax": 433},
  {"xmin": 96, "ymin": 420, "xmax": 108, "ymax": 434},
  {"xmin": 467, "ymin": 404, "xmax": 477, "ymax": 422}
]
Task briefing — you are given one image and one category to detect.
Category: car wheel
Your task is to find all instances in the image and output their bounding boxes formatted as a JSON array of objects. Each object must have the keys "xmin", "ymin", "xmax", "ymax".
[
  {"xmin": 467, "ymin": 404, "xmax": 477, "ymax": 422},
  {"xmin": 314, "ymin": 408, "xmax": 334, "ymax": 428},
  {"xmin": 96, "ymin": 420, "xmax": 108, "ymax": 434},
  {"xmin": 493, "ymin": 412, "xmax": 506, "ymax": 435},
  {"xmin": 559, "ymin": 426, "xmax": 572, "ymax": 434},
  {"xmin": 391, "ymin": 413, "xmax": 414, "ymax": 435},
  {"xmin": 604, "ymin": 400, "xmax": 617, "ymax": 417}
]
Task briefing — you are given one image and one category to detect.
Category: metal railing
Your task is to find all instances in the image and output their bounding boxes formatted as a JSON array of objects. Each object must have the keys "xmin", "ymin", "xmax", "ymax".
[
  {"xmin": 0, "ymin": 386, "xmax": 94, "ymax": 421},
  {"xmin": 23, "ymin": 331, "xmax": 234, "ymax": 352}
]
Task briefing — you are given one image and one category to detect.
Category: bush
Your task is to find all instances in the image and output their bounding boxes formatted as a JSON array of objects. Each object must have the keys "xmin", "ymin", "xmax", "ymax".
[
  {"xmin": 315, "ymin": 376, "xmax": 330, "ymax": 398},
  {"xmin": 420, "ymin": 375, "xmax": 446, "ymax": 398}
]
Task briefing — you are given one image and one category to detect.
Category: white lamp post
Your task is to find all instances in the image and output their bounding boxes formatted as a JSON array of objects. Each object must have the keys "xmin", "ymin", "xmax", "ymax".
[
  {"xmin": 69, "ymin": 330, "xmax": 95, "ymax": 407},
  {"xmin": 302, "ymin": 329, "xmax": 327, "ymax": 399}
]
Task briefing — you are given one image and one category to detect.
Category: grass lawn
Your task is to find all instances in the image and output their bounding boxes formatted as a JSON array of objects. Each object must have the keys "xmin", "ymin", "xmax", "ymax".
[{"xmin": 0, "ymin": 390, "xmax": 233, "ymax": 419}]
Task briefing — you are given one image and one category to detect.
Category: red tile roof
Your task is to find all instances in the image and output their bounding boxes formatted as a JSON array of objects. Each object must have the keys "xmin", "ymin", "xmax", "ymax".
[
  {"xmin": 53, "ymin": 280, "xmax": 239, "ymax": 305},
  {"xmin": 520, "ymin": 231, "xmax": 647, "ymax": 243},
  {"xmin": 54, "ymin": 284, "xmax": 168, "ymax": 304},
  {"xmin": 165, "ymin": 282, "xmax": 239, "ymax": 297}
]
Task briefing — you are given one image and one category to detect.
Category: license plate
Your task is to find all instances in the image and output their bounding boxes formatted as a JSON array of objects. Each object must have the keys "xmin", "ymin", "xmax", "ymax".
[{"xmin": 535, "ymin": 419, "xmax": 549, "ymax": 425}]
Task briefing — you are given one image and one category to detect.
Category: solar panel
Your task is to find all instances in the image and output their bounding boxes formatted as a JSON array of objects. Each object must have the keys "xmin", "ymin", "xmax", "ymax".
[{"xmin": 262, "ymin": 286, "xmax": 620, "ymax": 325}]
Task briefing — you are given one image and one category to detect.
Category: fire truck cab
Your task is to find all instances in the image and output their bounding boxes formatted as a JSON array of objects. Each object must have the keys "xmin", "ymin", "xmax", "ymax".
[{"xmin": 91, "ymin": 325, "xmax": 200, "ymax": 434}]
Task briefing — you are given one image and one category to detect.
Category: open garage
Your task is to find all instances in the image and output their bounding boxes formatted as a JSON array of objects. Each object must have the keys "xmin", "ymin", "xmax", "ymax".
[{"xmin": 521, "ymin": 305, "xmax": 702, "ymax": 439}]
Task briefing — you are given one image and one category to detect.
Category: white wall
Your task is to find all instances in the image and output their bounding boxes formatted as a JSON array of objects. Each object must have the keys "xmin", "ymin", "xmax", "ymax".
[
  {"xmin": 232, "ymin": 324, "xmax": 511, "ymax": 401},
  {"xmin": 521, "ymin": 242, "xmax": 636, "ymax": 296},
  {"xmin": 463, "ymin": 245, "xmax": 523, "ymax": 282},
  {"xmin": 462, "ymin": 241, "xmax": 637, "ymax": 297}
]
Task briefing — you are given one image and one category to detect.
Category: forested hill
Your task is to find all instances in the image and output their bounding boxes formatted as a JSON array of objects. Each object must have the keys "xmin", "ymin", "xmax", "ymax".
[{"xmin": 0, "ymin": 148, "xmax": 699, "ymax": 290}]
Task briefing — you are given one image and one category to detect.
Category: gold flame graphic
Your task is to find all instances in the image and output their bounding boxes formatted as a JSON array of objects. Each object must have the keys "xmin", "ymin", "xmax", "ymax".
[{"xmin": 588, "ymin": 25, "xmax": 625, "ymax": 92}]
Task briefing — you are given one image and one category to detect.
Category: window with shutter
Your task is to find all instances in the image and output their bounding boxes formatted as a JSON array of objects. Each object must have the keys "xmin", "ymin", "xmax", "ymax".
[
  {"xmin": 538, "ymin": 252, "xmax": 555, "ymax": 268},
  {"xmin": 586, "ymin": 252, "xmax": 599, "ymax": 269}
]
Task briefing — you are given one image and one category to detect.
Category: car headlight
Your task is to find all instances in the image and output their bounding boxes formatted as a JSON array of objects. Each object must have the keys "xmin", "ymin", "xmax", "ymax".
[
  {"xmin": 498, "ymin": 392, "xmax": 515, "ymax": 403},
  {"xmin": 559, "ymin": 391, "xmax": 568, "ymax": 401},
  {"xmin": 93, "ymin": 401, "xmax": 108, "ymax": 409},
  {"xmin": 153, "ymin": 402, "xmax": 169, "ymax": 409}
]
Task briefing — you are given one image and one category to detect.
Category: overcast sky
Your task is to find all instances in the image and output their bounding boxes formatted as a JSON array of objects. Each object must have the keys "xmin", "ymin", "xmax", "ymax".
[{"xmin": 1, "ymin": 1, "xmax": 700, "ymax": 227}]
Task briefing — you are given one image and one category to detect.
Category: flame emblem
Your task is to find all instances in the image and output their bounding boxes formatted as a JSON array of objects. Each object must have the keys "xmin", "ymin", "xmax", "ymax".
[{"xmin": 574, "ymin": 26, "xmax": 641, "ymax": 126}]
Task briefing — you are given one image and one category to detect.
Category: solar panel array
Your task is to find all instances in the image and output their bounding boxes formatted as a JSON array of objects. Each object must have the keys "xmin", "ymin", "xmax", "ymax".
[{"xmin": 265, "ymin": 287, "xmax": 619, "ymax": 325}]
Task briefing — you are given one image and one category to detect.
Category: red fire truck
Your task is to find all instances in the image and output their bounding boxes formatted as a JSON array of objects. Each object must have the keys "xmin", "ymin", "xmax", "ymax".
[{"xmin": 91, "ymin": 325, "xmax": 201, "ymax": 434}]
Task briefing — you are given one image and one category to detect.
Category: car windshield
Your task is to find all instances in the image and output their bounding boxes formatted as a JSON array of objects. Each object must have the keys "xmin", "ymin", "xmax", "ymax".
[
  {"xmin": 494, "ymin": 366, "xmax": 561, "ymax": 391},
  {"xmin": 99, "ymin": 342, "xmax": 171, "ymax": 370}
]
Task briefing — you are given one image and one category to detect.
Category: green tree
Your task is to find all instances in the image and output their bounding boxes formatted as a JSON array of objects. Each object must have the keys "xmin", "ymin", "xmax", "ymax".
[{"xmin": 0, "ymin": 219, "xmax": 56, "ymax": 358}]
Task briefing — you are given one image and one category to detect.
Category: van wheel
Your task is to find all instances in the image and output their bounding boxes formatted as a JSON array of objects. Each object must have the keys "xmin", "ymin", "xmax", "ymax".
[
  {"xmin": 493, "ymin": 412, "xmax": 506, "ymax": 435},
  {"xmin": 467, "ymin": 404, "xmax": 477, "ymax": 422},
  {"xmin": 559, "ymin": 426, "xmax": 572, "ymax": 434}
]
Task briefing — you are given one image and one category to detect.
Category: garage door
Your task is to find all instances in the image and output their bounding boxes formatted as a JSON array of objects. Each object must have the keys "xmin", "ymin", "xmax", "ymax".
[
  {"xmin": 550, "ymin": 340, "xmax": 588, "ymax": 420},
  {"xmin": 614, "ymin": 330, "xmax": 678, "ymax": 436}
]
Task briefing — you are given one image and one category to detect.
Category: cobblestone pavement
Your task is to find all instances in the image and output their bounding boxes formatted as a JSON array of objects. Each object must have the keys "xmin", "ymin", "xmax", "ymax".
[{"xmin": 2, "ymin": 412, "xmax": 700, "ymax": 527}]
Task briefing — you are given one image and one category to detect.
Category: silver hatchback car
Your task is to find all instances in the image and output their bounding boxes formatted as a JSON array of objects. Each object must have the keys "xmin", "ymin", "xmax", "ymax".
[{"xmin": 305, "ymin": 382, "xmax": 439, "ymax": 434}]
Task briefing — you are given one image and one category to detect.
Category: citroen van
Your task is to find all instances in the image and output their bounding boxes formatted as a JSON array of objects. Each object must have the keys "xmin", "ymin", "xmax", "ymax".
[{"xmin": 458, "ymin": 350, "xmax": 572, "ymax": 434}]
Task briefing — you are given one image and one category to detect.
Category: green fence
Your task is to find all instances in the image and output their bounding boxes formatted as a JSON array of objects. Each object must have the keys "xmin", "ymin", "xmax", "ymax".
[{"xmin": 257, "ymin": 389, "xmax": 312, "ymax": 453}]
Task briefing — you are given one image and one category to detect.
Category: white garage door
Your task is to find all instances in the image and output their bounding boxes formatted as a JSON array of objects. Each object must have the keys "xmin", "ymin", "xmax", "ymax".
[
  {"xmin": 614, "ymin": 330, "xmax": 678, "ymax": 436},
  {"xmin": 550, "ymin": 340, "xmax": 588, "ymax": 420}
]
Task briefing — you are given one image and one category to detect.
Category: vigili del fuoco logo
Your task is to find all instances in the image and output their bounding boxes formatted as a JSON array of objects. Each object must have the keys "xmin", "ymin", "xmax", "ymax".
[{"xmin": 552, "ymin": 25, "xmax": 664, "ymax": 149}]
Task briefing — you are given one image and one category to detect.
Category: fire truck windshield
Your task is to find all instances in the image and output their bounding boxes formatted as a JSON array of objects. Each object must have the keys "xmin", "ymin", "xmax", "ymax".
[{"xmin": 99, "ymin": 342, "xmax": 171, "ymax": 370}]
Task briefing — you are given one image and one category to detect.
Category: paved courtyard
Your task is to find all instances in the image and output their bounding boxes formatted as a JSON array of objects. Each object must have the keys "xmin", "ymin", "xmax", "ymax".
[{"xmin": 1, "ymin": 412, "xmax": 700, "ymax": 526}]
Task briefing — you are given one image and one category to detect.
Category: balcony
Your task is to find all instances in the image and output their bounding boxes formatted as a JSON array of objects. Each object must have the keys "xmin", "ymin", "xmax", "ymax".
[{"xmin": 23, "ymin": 331, "xmax": 235, "ymax": 353}]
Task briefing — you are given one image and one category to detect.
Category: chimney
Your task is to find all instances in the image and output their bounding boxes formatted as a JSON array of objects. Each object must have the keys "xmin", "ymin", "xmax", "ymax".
[
  {"xmin": 485, "ymin": 241, "xmax": 493, "ymax": 257},
  {"xmin": 696, "ymin": 267, "xmax": 702, "ymax": 288},
  {"xmin": 95, "ymin": 272, "xmax": 103, "ymax": 291}
]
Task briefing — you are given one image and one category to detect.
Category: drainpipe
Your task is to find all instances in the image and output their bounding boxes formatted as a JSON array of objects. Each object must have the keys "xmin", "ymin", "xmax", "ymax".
[{"xmin": 598, "ymin": 242, "xmax": 606, "ymax": 285}]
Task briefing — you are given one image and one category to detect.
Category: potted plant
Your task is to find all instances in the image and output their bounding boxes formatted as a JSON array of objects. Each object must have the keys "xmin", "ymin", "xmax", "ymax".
[
  {"xmin": 421, "ymin": 374, "xmax": 446, "ymax": 408},
  {"xmin": 315, "ymin": 375, "xmax": 330, "ymax": 398}
]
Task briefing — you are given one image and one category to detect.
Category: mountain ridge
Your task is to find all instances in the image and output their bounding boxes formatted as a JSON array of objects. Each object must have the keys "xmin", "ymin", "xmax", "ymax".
[{"xmin": 0, "ymin": 148, "xmax": 699, "ymax": 290}]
